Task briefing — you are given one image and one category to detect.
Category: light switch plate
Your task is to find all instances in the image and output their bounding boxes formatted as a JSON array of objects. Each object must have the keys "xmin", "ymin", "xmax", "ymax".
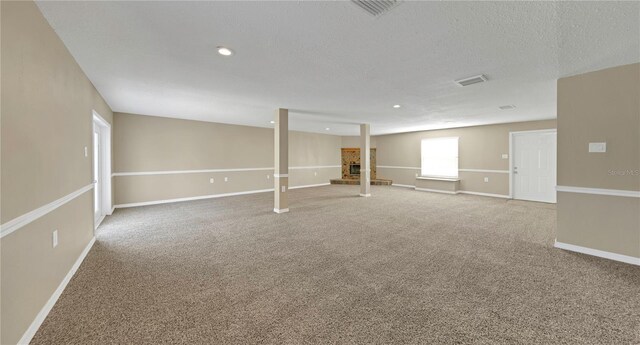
[
  {"xmin": 209, "ymin": 178, "xmax": 214, "ymax": 184},
  {"xmin": 52, "ymin": 230, "xmax": 58, "ymax": 248},
  {"xmin": 501, "ymin": 154, "xmax": 509, "ymax": 159},
  {"xmin": 484, "ymin": 177, "xmax": 489, "ymax": 182},
  {"xmin": 589, "ymin": 142, "xmax": 606, "ymax": 153},
  {"xmin": 224, "ymin": 177, "xmax": 228, "ymax": 182}
]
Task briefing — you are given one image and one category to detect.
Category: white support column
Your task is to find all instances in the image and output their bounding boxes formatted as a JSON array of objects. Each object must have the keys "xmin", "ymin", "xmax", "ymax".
[
  {"xmin": 274, "ymin": 109, "xmax": 289, "ymax": 213},
  {"xmin": 360, "ymin": 124, "xmax": 371, "ymax": 197}
]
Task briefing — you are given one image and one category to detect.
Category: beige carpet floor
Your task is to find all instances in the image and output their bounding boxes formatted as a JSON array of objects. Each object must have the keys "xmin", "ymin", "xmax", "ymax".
[{"xmin": 31, "ymin": 185, "xmax": 639, "ymax": 344}]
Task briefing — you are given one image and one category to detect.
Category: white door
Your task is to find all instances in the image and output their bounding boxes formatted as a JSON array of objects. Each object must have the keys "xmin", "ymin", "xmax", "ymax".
[
  {"xmin": 93, "ymin": 125, "xmax": 102, "ymax": 225},
  {"xmin": 512, "ymin": 130, "xmax": 557, "ymax": 203}
]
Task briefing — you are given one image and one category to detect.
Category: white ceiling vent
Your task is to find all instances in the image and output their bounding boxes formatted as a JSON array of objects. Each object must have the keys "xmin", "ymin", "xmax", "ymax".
[
  {"xmin": 499, "ymin": 105, "xmax": 516, "ymax": 110},
  {"xmin": 455, "ymin": 74, "xmax": 488, "ymax": 87},
  {"xmin": 351, "ymin": 0, "xmax": 401, "ymax": 17}
]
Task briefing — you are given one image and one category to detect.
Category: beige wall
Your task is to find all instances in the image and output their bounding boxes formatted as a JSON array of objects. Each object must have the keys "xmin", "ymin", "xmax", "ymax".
[
  {"xmin": 113, "ymin": 113, "xmax": 341, "ymax": 205},
  {"xmin": 557, "ymin": 63, "xmax": 640, "ymax": 259},
  {"xmin": 1, "ymin": 1, "xmax": 113, "ymax": 344},
  {"xmin": 342, "ymin": 135, "xmax": 377, "ymax": 148},
  {"xmin": 372, "ymin": 120, "xmax": 557, "ymax": 193}
]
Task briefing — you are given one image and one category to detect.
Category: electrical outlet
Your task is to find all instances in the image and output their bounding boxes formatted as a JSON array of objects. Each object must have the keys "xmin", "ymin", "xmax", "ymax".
[
  {"xmin": 501, "ymin": 154, "xmax": 508, "ymax": 159},
  {"xmin": 267, "ymin": 175, "xmax": 270, "ymax": 179},
  {"xmin": 314, "ymin": 171, "xmax": 317, "ymax": 176},
  {"xmin": 484, "ymin": 177, "xmax": 489, "ymax": 183},
  {"xmin": 224, "ymin": 177, "xmax": 228, "ymax": 182},
  {"xmin": 281, "ymin": 186, "xmax": 286, "ymax": 193},
  {"xmin": 415, "ymin": 173, "xmax": 419, "ymax": 177},
  {"xmin": 209, "ymin": 178, "xmax": 214, "ymax": 184},
  {"xmin": 84, "ymin": 146, "xmax": 88, "ymax": 157},
  {"xmin": 52, "ymin": 230, "xmax": 58, "ymax": 248}
]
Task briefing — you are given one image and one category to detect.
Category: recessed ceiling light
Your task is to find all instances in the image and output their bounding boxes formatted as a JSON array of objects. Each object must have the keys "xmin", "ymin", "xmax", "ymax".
[
  {"xmin": 270, "ymin": 120, "xmax": 275, "ymax": 124},
  {"xmin": 217, "ymin": 46, "xmax": 234, "ymax": 56},
  {"xmin": 325, "ymin": 127, "xmax": 330, "ymax": 131},
  {"xmin": 499, "ymin": 105, "xmax": 516, "ymax": 110},
  {"xmin": 393, "ymin": 104, "xmax": 401, "ymax": 108}
]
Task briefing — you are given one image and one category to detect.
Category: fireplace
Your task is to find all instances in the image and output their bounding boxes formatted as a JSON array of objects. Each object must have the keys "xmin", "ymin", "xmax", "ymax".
[
  {"xmin": 331, "ymin": 147, "xmax": 392, "ymax": 185},
  {"xmin": 340, "ymin": 148, "xmax": 376, "ymax": 180}
]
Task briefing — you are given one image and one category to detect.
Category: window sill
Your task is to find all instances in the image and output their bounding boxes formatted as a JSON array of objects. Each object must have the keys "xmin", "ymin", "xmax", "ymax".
[{"xmin": 416, "ymin": 176, "xmax": 460, "ymax": 182}]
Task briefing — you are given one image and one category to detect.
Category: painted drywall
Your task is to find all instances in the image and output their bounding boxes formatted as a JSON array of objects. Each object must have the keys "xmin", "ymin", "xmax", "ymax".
[
  {"xmin": 0, "ymin": 1, "xmax": 113, "ymax": 344},
  {"xmin": 113, "ymin": 113, "xmax": 341, "ymax": 205},
  {"xmin": 557, "ymin": 63, "xmax": 640, "ymax": 259},
  {"xmin": 342, "ymin": 135, "xmax": 377, "ymax": 148},
  {"xmin": 371, "ymin": 120, "xmax": 557, "ymax": 194}
]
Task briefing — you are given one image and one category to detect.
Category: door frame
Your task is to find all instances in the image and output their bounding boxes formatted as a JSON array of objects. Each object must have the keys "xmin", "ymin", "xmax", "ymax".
[
  {"xmin": 508, "ymin": 128, "xmax": 557, "ymax": 200},
  {"xmin": 92, "ymin": 110, "xmax": 112, "ymax": 229}
]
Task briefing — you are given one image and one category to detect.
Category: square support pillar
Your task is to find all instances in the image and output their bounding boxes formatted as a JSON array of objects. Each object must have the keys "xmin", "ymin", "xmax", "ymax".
[
  {"xmin": 274, "ymin": 109, "xmax": 289, "ymax": 213},
  {"xmin": 360, "ymin": 124, "xmax": 371, "ymax": 197}
]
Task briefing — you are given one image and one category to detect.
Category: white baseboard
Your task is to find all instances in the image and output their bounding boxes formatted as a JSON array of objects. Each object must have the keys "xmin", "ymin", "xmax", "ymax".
[
  {"xmin": 458, "ymin": 191, "xmax": 510, "ymax": 199},
  {"xmin": 554, "ymin": 241, "xmax": 640, "ymax": 266},
  {"xmin": 273, "ymin": 208, "xmax": 289, "ymax": 213},
  {"xmin": 414, "ymin": 187, "xmax": 457, "ymax": 195},
  {"xmin": 289, "ymin": 183, "xmax": 330, "ymax": 190},
  {"xmin": 359, "ymin": 193, "xmax": 371, "ymax": 197},
  {"xmin": 18, "ymin": 237, "xmax": 96, "ymax": 345},
  {"xmin": 108, "ymin": 206, "xmax": 115, "ymax": 215},
  {"xmin": 114, "ymin": 183, "xmax": 333, "ymax": 209},
  {"xmin": 392, "ymin": 184, "xmax": 415, "ymax": 188},
  {"xmin": 94, "ymin": 215, "xmax": 106, "ymax": 230}
]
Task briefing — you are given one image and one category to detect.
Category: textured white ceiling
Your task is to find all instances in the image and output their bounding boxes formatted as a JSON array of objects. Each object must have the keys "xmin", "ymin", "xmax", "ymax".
[{"xmin": 36, "ymin": 1, "xmax": 639, "ymax": 135}]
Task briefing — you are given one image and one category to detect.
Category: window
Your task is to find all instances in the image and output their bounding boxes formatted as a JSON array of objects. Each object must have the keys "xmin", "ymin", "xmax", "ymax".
[{"xmin": 421, "ymin": 137, "xmax": 459, "ymax": 178}]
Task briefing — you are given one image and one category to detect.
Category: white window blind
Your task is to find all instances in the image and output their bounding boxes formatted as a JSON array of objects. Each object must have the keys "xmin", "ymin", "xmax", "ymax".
[{"xmin": 421, "ymin": 137, "xmax": 459, "ymax": 178}]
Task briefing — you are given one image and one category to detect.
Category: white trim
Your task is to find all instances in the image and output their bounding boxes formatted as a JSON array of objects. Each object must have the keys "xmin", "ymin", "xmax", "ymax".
[
  {"xmin": 113, "ymin": 183, "xmax": 332, "ymax": 209},
  {"xmin": 114, "ymin": 189, "xmax": 274, "ymax": 208},
  {"xmin": 392, "ymin": 183, "xmax": 415, "ymax": 188},
  {"xmin": 378, "ymin": 166, "xmax": 509, "ymax": 174},
  {"xmin": 289, "ymin": 183, "xmax": 330, "ymax": 189},
  {"xmin": 112, "ymin": 165, "xmax": 340, "ymax": 177},
  {"xmin": 556, "ymin": 185, "xmax": 640, "ymax": 198},
  {"xmin": 109, "ymin": 207, "xmax": 115, "ymax": 215},
  {"xmin": 18, "ymin": 237, "xmax": 96, "ymax": 345},
  {"xmin": 113, "ymin": 167, "xmax": 273, "ymax": 176},
  {"xmin": 359, "ymin": 193, "xmax": 371, "ymax": 197},
  {"xmin": 458, "ymin": 169, "xmax": 509, "ymax": 174},
  {"xmin": 414, "ymin": 187, "xmax": 457, "ymax": 195},
  {"xmin": 0, "ymin": 184, "xmax": 94, "ymax": 238},
  {"xmin": 509, "ymin": 132, "xmax": 514, "ymax": 198},
  {"xmin": 554, "ymin": 241, "xmax": 640, "ymax": 266},
  {"xmin": 458, "ymin": 191, "xmax": 510, "ymax": 199},
  {"xmin": 273, "ymin": 208, "xmax": 289, "ymax": 213},
  {"xmin": 509, "ymin": 128, "xmax": 558, "ymax": 200},
  {"xmin": 290, "ymin": 165, "xmax": 340, "ymax": 170},
  {"xmin": 510, "ymin": 128, "xmax": 557, "ymax": 135},
  {"xmin": 94, "ymin": 214, "xmax": 106, "ymax": 229},
  {"xmin": 377, "ymin": 165, "xmax": 420, "ymax": 170},
  {"xmin": 273, "ymin": 174, "xmax": 289, "ymax": 178},
  {"xmin": 91, "ymin": 110, "xmax": 110, "ymax": 128},
  {"xmin": 416, "ymin": 176, "xmax": 460, "ymax": 182},
  {"xmin": 93, "ymin": 111, "xmax": 112, "ymax": 227}
]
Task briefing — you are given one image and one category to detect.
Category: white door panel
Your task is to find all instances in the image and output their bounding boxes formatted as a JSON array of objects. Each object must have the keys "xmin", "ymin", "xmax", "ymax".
[{"xmin": 512, "ymin": 131, "xmax": 557, "ymax": 203}]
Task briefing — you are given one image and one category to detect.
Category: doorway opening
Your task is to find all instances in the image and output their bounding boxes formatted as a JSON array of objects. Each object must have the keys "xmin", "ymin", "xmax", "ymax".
[
  {"xmin": 93, "ymin": 110, "xmax": 112, "ymax": 229},
  {"xmin": 509, "ymin": 129, "xmax": 557, "ymax": 203}
]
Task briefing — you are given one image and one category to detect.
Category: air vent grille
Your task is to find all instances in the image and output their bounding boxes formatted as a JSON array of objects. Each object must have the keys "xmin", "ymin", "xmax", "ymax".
[
  {"xmin": 455, "ymin": 74, "xmax": 488, "ymax": 87},
  {"xmin": 351, "ymin": 0, "xmax": 401, "ymax": 17},
  {"xmin": 499, "ymin": 105, "xmax": 516, "ymax": 110}
]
